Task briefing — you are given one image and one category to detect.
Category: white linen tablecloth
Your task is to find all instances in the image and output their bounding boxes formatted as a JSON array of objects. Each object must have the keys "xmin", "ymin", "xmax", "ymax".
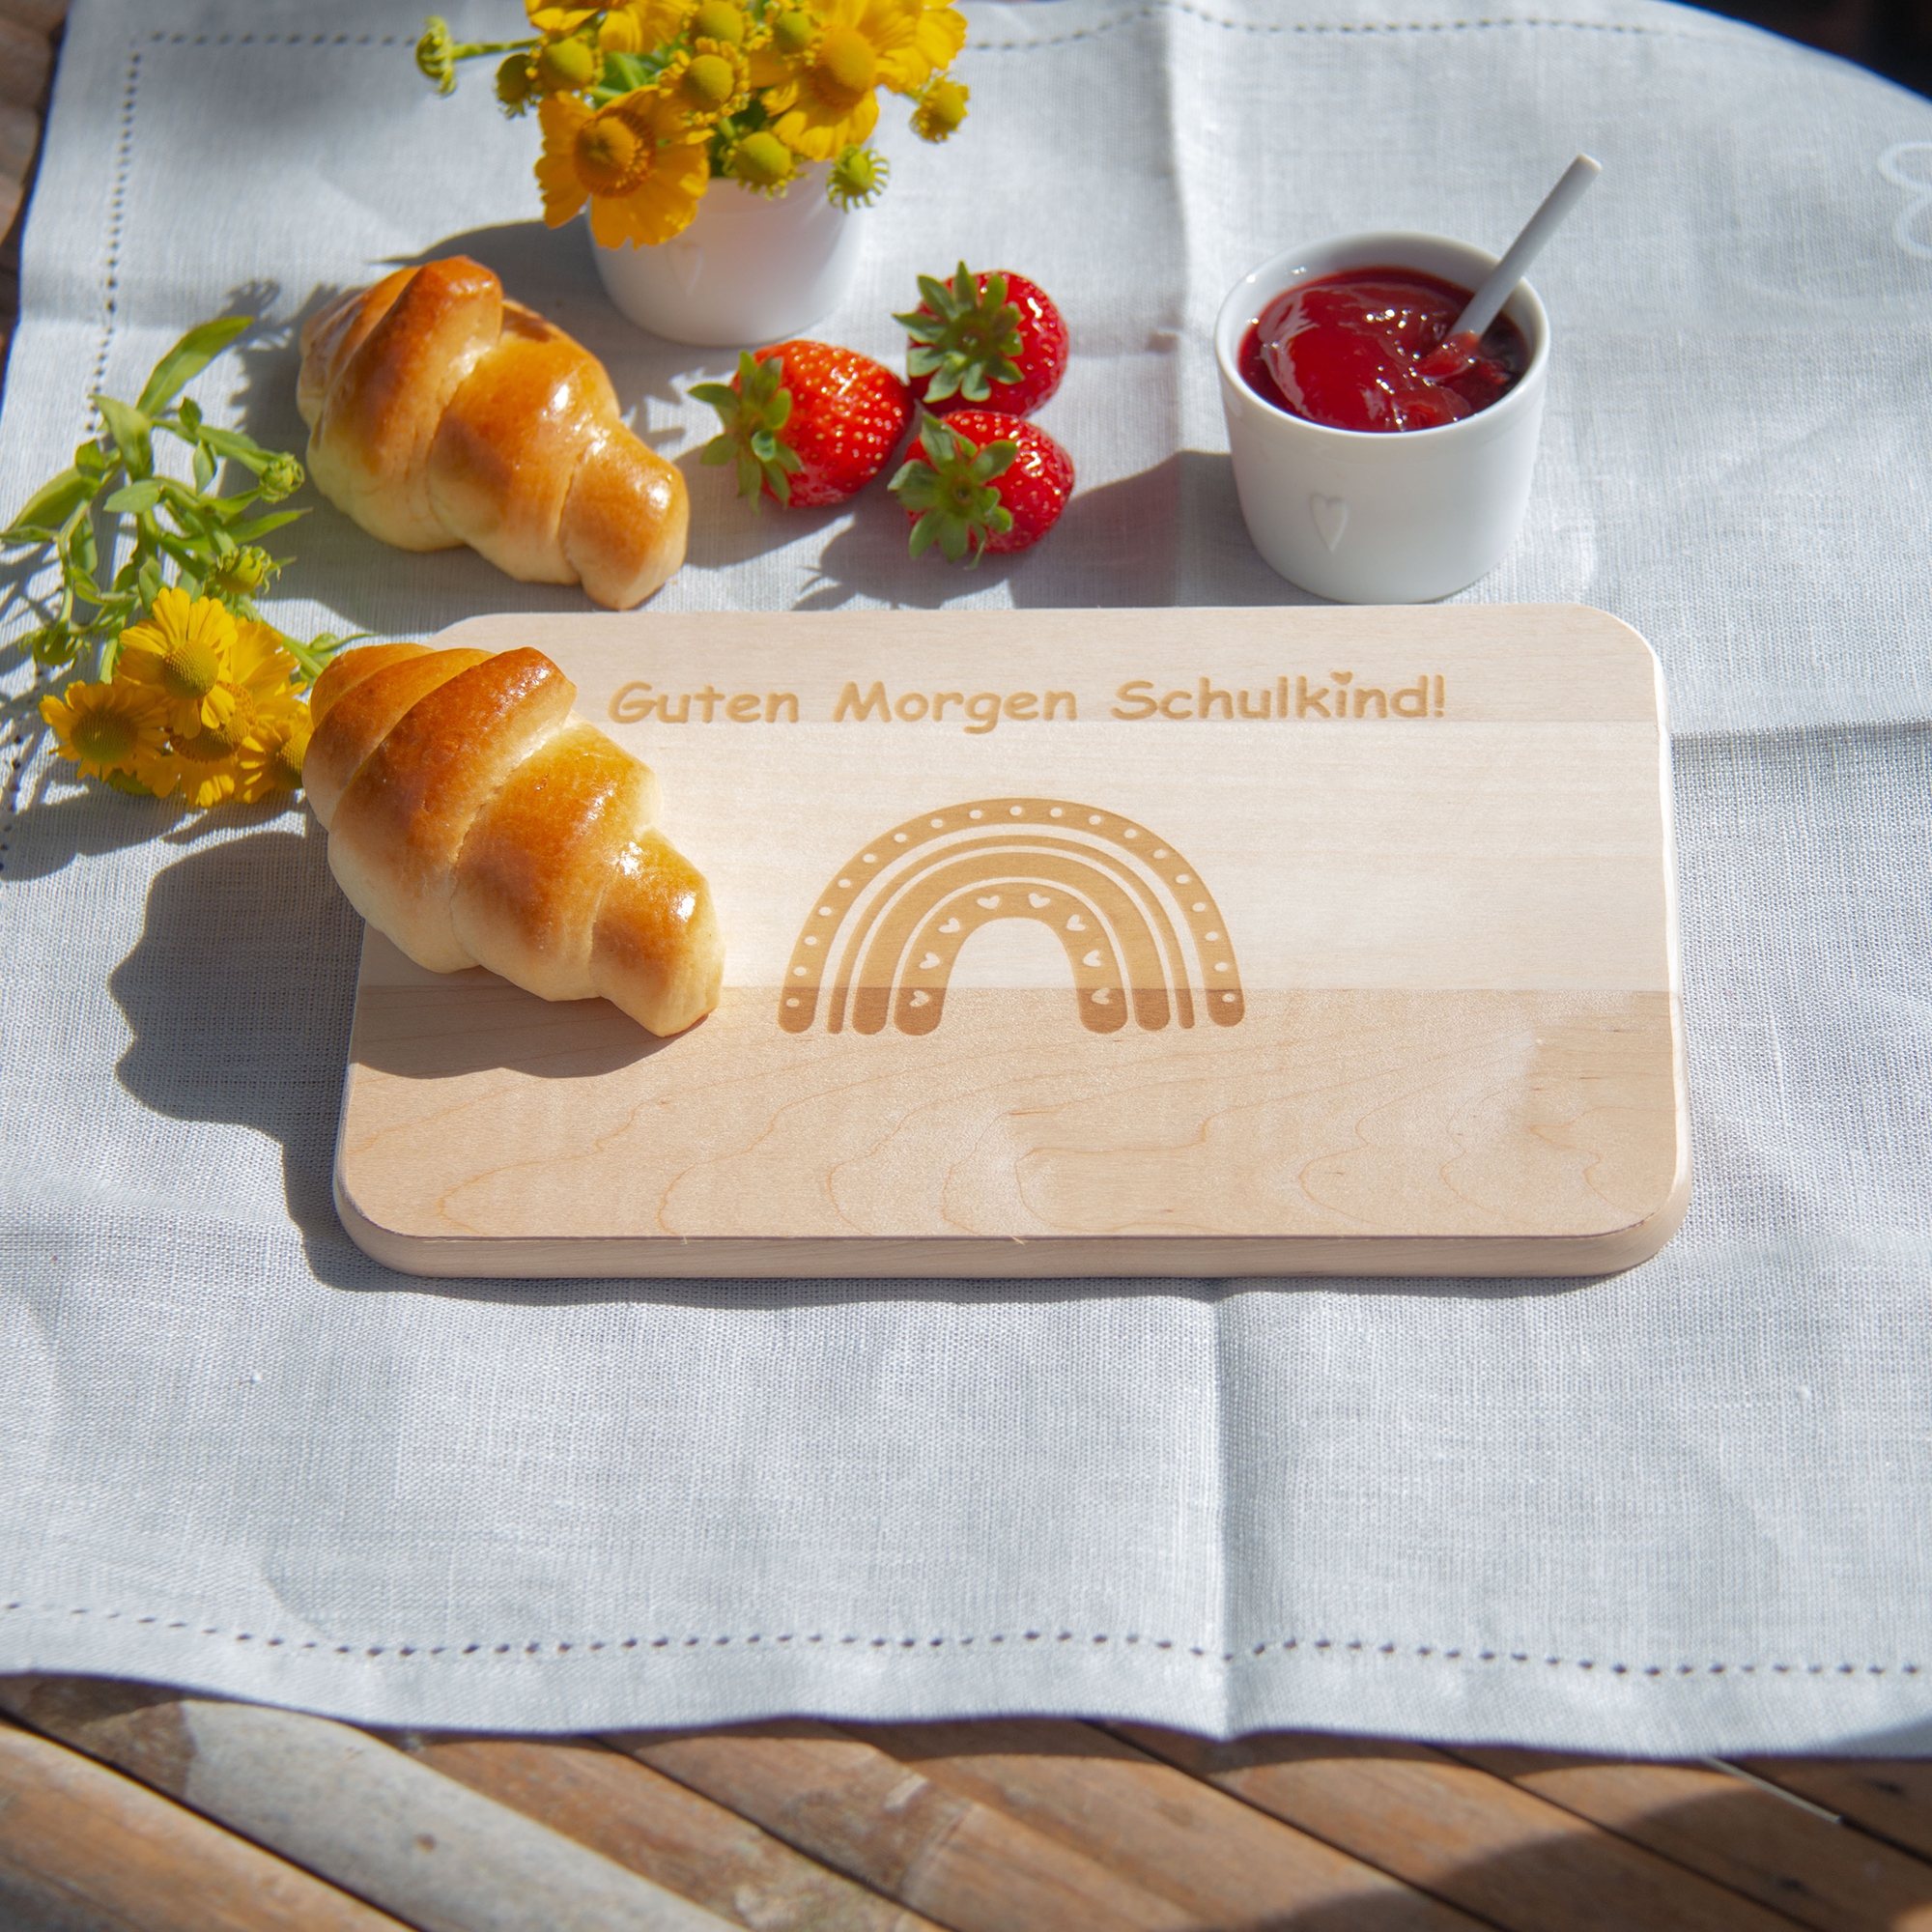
[{"xmin": 2, "ymin": 0, "xmax": 1930, "ymax": 1753}]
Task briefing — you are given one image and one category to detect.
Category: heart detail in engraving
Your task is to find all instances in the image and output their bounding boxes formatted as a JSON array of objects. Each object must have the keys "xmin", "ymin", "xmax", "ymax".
[
  {"xmin": 1083, "ymin": 950, "xmax": 1102, "ymax": 968},
  {"xmin": 977, "ymin": 895, "xmax": 1001, "ymax": 909},
  {"xmin": 919, "ymin": 952, "xmax": 941, "ymax": 970},
  {"xmin": 937, "ymin": 918, "xmax": 961, "ymax": 933},
  {"xmin": 908, "ymin": 988, "xmax": 931, "ymax": 1007},
  {"xmin": 1028, "ymin": 893, "xmax": 1052, "ymax": 908},
  {"xmin": 1310, "ymin": 494, "xmax": 1350, "ymax": 553},
  {"xmin": 1092, "ymin": 986, "xmax": 1113, "ymax": 1004},
  {"xmin": 1065, "ymin": 914, "xmax": 1087, "ymax": 931}
]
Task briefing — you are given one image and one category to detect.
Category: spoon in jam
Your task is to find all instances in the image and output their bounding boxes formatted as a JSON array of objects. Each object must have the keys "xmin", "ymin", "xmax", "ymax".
[{"xmin": 1418, "ymin": 153, "xmax": 1602, "ymax": 379}]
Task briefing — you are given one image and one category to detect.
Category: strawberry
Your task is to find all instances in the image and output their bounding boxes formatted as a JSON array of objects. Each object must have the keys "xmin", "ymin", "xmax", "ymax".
[
  {"xmin": 895, "ymin": 262, "xmax": 1068, "ymax": 418},
  {"xmin": 890, "ymin": 409, "xmax": 1074, "ymax": 564},
  {"xmin": 691, "ymin": 342, "xmax": 913, "ymax": 508}
]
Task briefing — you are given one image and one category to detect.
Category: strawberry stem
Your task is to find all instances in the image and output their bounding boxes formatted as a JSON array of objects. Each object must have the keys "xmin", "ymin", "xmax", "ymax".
[
  {"xmin": 691, "ymin": 351, "xmax": 803, "ymax": 508},
  {"xmin": 895, "ymin": 262, "xmax": 1024, "ymax": 407},
  {"xmin": 889, "ymin": 413, "xmax": 1017, "ymax": 565}
]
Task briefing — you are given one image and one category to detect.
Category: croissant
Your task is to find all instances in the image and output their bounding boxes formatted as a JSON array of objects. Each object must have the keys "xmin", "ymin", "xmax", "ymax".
[
  {"xmin": 305, "ymin": 642, "xmax": 723, "ymax": 1037},
  {"xmin": 297, "ymin": 257, "xmax": 688, "ymax": 610}
]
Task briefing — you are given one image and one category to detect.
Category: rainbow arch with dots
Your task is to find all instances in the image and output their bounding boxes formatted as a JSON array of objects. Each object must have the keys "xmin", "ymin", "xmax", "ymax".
[{"xmin": 779, "ymin": 798, "xmax": 1245, "ymax": 1037}]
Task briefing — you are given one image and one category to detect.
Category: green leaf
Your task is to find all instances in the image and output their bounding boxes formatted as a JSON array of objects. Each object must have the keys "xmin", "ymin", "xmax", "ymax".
[
  {"xmin": 2, "ymin": 468, "xmax": 93, "ymax": 544},
  {"xmin": 192, "ymin": 443, "xmax": 216, "ymax": 492},
  {"xmin": 225, "ymin": 509, "xmax": 305, "ymax": 541},
  {"xmin": 700, "ymin": 434, "xmax": 736, "ymax": 467},
  {"xmin": 93, "ymin": 394, "xmax": 155, "ymax": 479},
  {"xmin": 103, "ymin": 479, "xmax": 167, "ymax": 514},
  {"xmin": 73, "ymin": 440, "xmax": 112, "ymax": 482},
  {"xmin": 195, "ymin": 424, "xmax": 274, "ymax": 469},
  {"xmin": 134, "ymin": 315, "xmax": 251, "ymax": 415}
]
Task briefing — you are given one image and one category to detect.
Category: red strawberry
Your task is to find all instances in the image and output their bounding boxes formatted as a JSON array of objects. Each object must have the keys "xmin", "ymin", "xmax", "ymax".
[
  {"xmin": 895, "ymin": 263, "xmax": 1068, "ymax": 418},
  {"xmin": 691, "ymin": 341, "xmax": 913, "ymax": 508},
  {"xmin": 890, "ymin": 409, "xmax": 1074, "ymax": 564}
]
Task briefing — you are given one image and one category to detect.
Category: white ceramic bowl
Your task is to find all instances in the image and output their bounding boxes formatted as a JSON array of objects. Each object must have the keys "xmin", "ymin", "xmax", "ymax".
[{"xmin": 1214, "ymin": 233, "xmax": 1549, "ymax": 603}]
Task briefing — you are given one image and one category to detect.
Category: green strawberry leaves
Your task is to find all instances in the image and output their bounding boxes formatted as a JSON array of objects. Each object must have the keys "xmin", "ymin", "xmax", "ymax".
[
  {"xmin": 895, "ymin": 261, "xmax": 1023, "ymax": 407},
  {"xmin": 889, "ymin": 414, "xmax": 1017, "ymax": 566},
  {"xmin": 692, "ymin": 351, "xmax": 805, "ymax": 508}
]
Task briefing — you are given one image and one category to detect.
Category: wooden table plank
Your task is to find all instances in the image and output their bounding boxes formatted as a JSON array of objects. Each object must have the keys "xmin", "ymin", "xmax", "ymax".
[
  {"xmin": 0, "ymin": 1713, "xmax": 411, "ymax": 1932},
  {"xmin": 389, "ymin": 1730, "xmax": 942, "ymax": 1932},
  {"xmin": 1119, "ymin": 1727, "xmax": 1807, "ymax": 1932},
  {"xmin": 1, "ymin": 1675, "xmax": 733, "ymax": 1932},
  {"xmin": 848, "ymin": 1718, "xmax": 1489, "ymax": 1930},
  {"xmin": 1737, "ymin": 1760, "xmax": 1932, "ymax": 1862},
  {"xmin": 607, "ymin": 1719, "xmax": 1210, "ymax": 1931},
  {"xmin": 1451, "ymin": 1748, "xmax": 1932, "ymax": 1932}
]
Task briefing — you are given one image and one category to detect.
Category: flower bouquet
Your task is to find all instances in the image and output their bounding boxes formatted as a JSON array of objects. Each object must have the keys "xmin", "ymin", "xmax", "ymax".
[
  {"xmin": 417, "ymin": 0, "xmax": 971, "ymax": 246},
  {"xmin": 5, "ymin": 321, "xmax": 354, "ymax": 810}
]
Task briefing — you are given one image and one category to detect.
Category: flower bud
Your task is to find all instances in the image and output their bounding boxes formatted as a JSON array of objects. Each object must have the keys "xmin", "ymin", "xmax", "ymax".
[
  {"xmin": 772, "ymin": 10, "xmax": 815, "ymax": 58},
  {"xmin": 691, "ymin": 0, "xmax": 747, "ymax": 44},
  {"xmin": 728, "ymin": 130, "xmax": 796, "ymax": 190},
  {"xmin": 208, "ymin": 546, "xmax": 276, "ymax": 596},
  {"xmin": 535, "ymin": 34, "xmax": 603, "ymax": 93},
  {"xmin": 495, "ymin": 51, "xmax": 536, "ymax": 110},
  {"xmin": 259, "ymin": 454, "xmax": 304, "ymax": 502},
  {"xmin": 913, "ymin": 74, "xmax": 968, "ymax": 143},
  {"xmin": 827, "ymin": 143, "xmax": 889, "ymax": 209},
  {"xmin": 415, "ymin": 16, "xmax": 458, "ymax": 95}
]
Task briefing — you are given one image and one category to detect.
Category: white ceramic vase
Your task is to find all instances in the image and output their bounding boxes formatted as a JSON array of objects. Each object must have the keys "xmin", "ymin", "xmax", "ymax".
[{"xmin": 590, "ymin": 163, "xmax": 867, "ymax": 347}]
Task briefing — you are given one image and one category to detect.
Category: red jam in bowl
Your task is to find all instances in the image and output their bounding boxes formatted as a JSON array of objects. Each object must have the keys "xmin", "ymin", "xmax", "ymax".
[{"xmin": 1237, "ymin": 267, "xmax": 1528, "ymax": 433}]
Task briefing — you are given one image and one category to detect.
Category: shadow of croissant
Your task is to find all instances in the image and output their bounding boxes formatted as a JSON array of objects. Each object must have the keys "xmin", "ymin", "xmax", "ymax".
[{"xmin": 108, "ymin": 821, "xmax": 362, "ymax": 1248}]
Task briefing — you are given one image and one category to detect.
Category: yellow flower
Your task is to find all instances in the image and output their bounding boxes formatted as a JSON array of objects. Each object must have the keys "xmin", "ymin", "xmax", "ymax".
[
  {"xmin": 235, "ymin": 697, "xmax": 314, "ymax": 804},
  {"xmin": 152, "ymin": 683, "xmax": 260, "ymax": 810},
  {"xmin": 911, "ymin": 71, "xmax": 967, "ymax": 141},
  {"xmin": 527, "ymin": 3, "xmax": 597, "ymax": 29},
  {"xmin": 598, "ymin": 0, "xmax": 691, "ymax": 49},
  {"xmin": 760, "ymin": 0, "xmax": 937, "ymax": 160},
  {"xmin": 658, "ymin": 37, "xmax": 752, "ymax": 128},
  {"xmin": 230, "ymin": 618, "xmax": 306, "ymax": 700},
  {"xmin": 114, "ymin": 587, "xmax": 241, "ymax": 737},
  {"xmin": 535, "ymin": 89, "xmax": 712, "ymax": 248},
  {"xmin": 39, "ymin": 678, "xmax": 168, "ymax": 783},
  {"xmin": 910, "ymin": 0, "xmax": 967, "ymax": 73}
]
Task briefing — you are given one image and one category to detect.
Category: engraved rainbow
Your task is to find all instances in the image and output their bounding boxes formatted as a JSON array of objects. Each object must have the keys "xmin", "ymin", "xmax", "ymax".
[{"xmin": 780, "ymin": 797, "xmax": 1245, "ymax": 1037}]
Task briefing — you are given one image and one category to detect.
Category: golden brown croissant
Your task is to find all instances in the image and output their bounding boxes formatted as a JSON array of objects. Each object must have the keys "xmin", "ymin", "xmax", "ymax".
[
  {"xmin": 305, "ymin": 642, "xmax": 723, "ymax": 1037},
  {"xmin": 296, "ymin": 257, "xmax": 688, "ymax": 610}
]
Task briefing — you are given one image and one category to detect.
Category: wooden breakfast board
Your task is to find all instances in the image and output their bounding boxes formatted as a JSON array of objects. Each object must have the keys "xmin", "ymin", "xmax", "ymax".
[{"xmin": 333, "ymin": 605, "xmax": 1688, "ymax": 1279}]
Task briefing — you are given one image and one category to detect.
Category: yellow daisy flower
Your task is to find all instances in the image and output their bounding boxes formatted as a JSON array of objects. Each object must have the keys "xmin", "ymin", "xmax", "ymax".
[
  {"xmin": 527, "ymin": 3, "xmax": 597, "ymax": 29},
  {"xmin": 229, "ymin": 619, "xmax": 305, "ymax": 701},
  {"xmin": 536, "ymin": 89, "xmax": 712, "ymax": 248},
  {"xmin": 235, "ymin": 697, "xmax": 314, "ymax": 804},
  {"xmin": 152, "ymin": 685, "xmax": 260, "ymax": 810},
  {"xmin": 114, "ymin": 587, "xmax": 241, "ymax": 737},
  {"xmin": 761, "ymin": 0, "xmax": 935, "ymax": 160},
  {"xmin": 598, "ymin": 0, "xmax": 692, "ymax": 50},
  {"xmin": 658, "ymin": 37, "xmax": 753, "ymax": 128},
  {"xmin": 39, "ymin": 678, "xmax": 168, "ymax": 783}
]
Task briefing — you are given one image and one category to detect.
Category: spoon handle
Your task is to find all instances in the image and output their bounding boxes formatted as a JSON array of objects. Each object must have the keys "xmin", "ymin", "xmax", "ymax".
[{"xmin": 1452, "ymin": 153, "xmax": 1602, "ymax": 343}]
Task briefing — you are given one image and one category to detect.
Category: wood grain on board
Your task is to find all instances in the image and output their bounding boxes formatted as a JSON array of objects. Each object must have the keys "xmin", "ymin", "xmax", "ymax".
[{"xmin": 334, "ymin": 604, "xmax": 1688, "ymax": 1277}]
